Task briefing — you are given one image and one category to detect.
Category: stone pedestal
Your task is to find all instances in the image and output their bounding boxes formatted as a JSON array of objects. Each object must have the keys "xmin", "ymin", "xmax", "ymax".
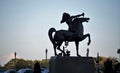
[{"xmin": 49, "ymin": 56, "xmax": 96, "ymax": 73}]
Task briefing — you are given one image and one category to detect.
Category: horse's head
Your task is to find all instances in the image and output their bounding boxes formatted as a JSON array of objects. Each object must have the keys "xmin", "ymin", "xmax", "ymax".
[{"xmin": 80, "ymin": 17, "xmax": 90, "ymax": 23}]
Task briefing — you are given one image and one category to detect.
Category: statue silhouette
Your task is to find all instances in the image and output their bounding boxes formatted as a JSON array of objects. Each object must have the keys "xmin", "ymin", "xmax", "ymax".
[
  {"xmin": 48, "ymin": 12, "xmax": 91, "ymax": 56},
  {"xmin": 61, "ymin": 12, "xmax": 85, "ymax": 47}
]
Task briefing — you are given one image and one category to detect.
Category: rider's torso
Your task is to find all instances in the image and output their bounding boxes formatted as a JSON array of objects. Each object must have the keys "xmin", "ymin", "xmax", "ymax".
[
  {"xmin": 66, "ymin": 19, "xmax": 75, "ymax": 32},
  {"xmin": 66, "ymin": 19, "xmax": 84, "ymax": 36}
]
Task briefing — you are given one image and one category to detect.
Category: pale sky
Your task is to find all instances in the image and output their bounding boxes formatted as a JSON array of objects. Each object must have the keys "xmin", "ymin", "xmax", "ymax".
[{"xmin": 0, "ymin": 0, "xmax": 120, "ymax": 66}]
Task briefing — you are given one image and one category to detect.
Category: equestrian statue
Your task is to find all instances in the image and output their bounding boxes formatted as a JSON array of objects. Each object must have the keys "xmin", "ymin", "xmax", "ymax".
[{"xmin": 48, "ymin": 12, "xmax": 91, "ymax": 57}]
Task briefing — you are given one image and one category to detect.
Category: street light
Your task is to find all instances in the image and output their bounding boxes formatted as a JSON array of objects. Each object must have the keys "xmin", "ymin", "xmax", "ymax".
[
  {"xmin": 14, "ymin": 52, "xmax": 16, "ymax": 70},
  {"xmin": 45, "ymin": 49, "xmax": 48, "ymax": 62},
  {"xmin": 117, "ymin": 48, "xmax": 120, "ymax": 62},
  {"xmin": 86, "ymin": 48, "xmax": 89, "ymax": 57},
  {"xmin": 45, "ymin": 49, "xmax": 48, "ymax": 67}
]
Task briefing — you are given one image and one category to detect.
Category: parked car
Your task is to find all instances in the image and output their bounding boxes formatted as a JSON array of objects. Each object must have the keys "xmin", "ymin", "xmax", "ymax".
[
  {"xmin": 4, "ymin": 69, "xmax": 16, "ymax": 73},
  {"xmin": 41, "ymin": 68, "xmax": 49, "ymax": 73},
  {"xmin": 17, "ymin": 68, "xmax": 33, "ymax": 73},
  {"xmin": 0, "ymin": 69, "xmax": 5, "ymax": 73}
]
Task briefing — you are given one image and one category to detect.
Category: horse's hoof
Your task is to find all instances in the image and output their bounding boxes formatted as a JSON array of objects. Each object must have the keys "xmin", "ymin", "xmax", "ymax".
[
  {"xmin": 55, "ymin": 54, "xmax": 58, "ymax": 56},
  {"xmin": 77, "ymin": 54, "xmax": 81, "ymax": 57},
  {"xmin": 87, "ymin": 42, "xmax": 90, "ymax": 45},
  {"xmin": 87, "ymin": 41, "xmax": 91, "ymax": 45}
]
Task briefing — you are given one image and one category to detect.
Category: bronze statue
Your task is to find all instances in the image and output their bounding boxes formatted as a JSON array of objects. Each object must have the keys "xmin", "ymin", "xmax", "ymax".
[{"xmin": 48, "ymin": 12, "xmax": 91, "ymax": 57}]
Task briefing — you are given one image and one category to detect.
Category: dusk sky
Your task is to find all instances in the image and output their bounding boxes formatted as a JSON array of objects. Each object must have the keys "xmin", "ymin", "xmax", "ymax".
[{"xmin": 0, "ymin": 0, "xmax": 120, "ymax": 66}]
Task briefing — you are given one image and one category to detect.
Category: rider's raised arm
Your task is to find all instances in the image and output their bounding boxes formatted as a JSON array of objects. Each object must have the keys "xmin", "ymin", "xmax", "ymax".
[{"xmin": 70, "ymin": 13, "xmax": 84, "ymax": 19}]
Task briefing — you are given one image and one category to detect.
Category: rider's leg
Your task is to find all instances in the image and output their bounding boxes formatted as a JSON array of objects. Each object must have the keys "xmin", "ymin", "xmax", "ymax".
[{"xmin": 65, "ymin": 41, "xmax": 69, "ymax": 47}]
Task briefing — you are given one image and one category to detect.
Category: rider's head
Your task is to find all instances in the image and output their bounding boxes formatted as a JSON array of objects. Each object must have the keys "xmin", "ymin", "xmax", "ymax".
[{"xmin": 60, "ymin": 12, "xmax": 70, "ymax": 23}]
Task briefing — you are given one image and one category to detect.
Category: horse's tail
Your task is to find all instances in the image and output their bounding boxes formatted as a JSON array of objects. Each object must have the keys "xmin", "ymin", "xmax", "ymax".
[{"xmin": 48, "ymin": 28, "xmax": 56, "ymax": 45}]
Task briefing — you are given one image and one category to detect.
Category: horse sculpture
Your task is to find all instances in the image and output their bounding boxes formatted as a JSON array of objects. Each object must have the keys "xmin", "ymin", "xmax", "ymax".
[{"xmin": 48, "ymin": 17, "xmax": 91, "ymax": 57}]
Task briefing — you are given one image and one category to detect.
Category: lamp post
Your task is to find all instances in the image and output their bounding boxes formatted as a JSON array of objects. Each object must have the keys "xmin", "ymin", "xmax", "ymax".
[
  {"xmin": 117, "ymin": 48, "xmax": 120, "ymax": 62},
  {"xmin": 97, "ymin": 52, "xmax": 99, "ymax": 63},
  {"xmin": 96, "ymin": 52, "xmax": 100, "ymax": 73},
  {"xmin": 14, "ymin": 52, "xmax": 16, "ymax": 70},
  {"xmin": 86, "ymin": 48, "xmax": 89, "ymax": 57},
  {"xmin": 45, "ymin": 49, "xmax": 48, "ymax": 67},
  {"xmin": 45, "ymin": 49, "xmax": 48, "ymax": 62}
]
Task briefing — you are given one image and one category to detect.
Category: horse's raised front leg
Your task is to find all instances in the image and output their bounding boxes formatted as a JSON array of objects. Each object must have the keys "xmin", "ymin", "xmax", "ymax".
[
  {"xmin": 75, "ymin": 41, "xmax": 81, "ymax": 57},
  {"xmin": 82, "ymin": 33, "xmax": 91, "ymax": 45},
  {"xmin": 86, "ymin": 33, "xmax": 91, "ymax": 45}
]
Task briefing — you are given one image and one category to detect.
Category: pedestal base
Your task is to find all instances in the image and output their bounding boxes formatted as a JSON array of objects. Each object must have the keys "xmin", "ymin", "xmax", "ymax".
[{"xmin": 49, "ymin": 56, "xmax": 96, "ymax": 73}]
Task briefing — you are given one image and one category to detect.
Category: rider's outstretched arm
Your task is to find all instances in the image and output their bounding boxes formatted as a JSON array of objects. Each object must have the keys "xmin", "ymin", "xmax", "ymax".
[{"xmin": 70, "ymin": 13, "xmax": 84, "ymax": 19}]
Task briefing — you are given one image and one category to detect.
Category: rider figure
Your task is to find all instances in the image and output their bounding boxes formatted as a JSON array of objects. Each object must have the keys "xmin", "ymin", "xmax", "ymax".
[
  {"xmin": 60, "ymin": 12, "xmax": 84, "ymax": 37},
  {"xmin": 60, "ymin": 12, "xmax": 84, "ymax": 48}
]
